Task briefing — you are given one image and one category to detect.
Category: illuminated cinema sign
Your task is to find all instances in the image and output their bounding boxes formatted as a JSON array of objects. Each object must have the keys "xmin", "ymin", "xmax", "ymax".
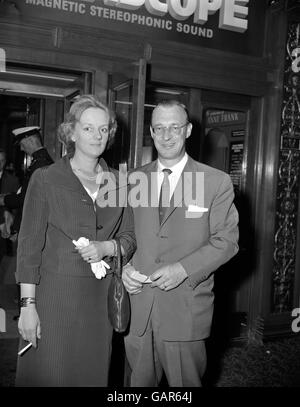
[
  {"xmin": 93, "ymin": 0, "xmax": 249, "ymax": 32},
  {"xmin": 14, "ymin": 0, "xmax": 264, "ymax": 55},
  {"xmin": 24, "ymin": 0, "xmax": 249, "ymax": 32}
]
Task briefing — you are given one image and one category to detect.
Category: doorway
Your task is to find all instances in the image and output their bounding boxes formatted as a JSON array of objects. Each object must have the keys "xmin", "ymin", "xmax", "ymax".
[
  {"xmin": 200, "ymin": 89, "xmax": 252, "ymax": 337},
  {"xmin": 137, "ymin": 84, "xmax": 254, "ymax": 338},
  {"xmin": 0, "ymin": 64, "xmax": 92, "ymax": 174},
  {"xmin": 0, "ymin": 68, "xmax": 256, "ymax": 341}
]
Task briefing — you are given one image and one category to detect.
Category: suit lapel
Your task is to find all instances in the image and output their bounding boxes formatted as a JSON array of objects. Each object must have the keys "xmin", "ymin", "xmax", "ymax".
[
  {"xmin": 50, "ymin": 156, "xmax": 90, "ymax": 195},
  {"xmin": 140, "ymin": 160, "xmax": 160, "ymax": 230},
  {"xmin": 159, "ymin": 156, "xmax": 196, "ymax": 228},
  {"xmin": 133, "ymin": 156, "xmax": 202, "ymax": 230},
  {"xmin": 51, "ymin": 156, "xmax": 124, "ymax": 207},
  {"xmin": 96, "ymin": 159, "xmax": 127, "ymax": 206}
]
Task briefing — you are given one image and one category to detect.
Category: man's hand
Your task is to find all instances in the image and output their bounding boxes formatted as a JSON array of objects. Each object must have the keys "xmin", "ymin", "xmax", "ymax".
[
  {"xmin": 122, "ymin": 264, "xmax": 143, "ymax": 295},
  {"xmin": 150, "ymin": 262, "xmax": 188, "ymax": 291},
  {"xmin": 0, "ymin": 210, "xmax": 14, "ymax": 238},
  {"xmin": 4, "ymin": 210, "xmax": 14, "ymax": 236},
  {"xmin": 0, "ymin": 194, "xmax": 6, "ymax": 206},
  {"xmin": 0, "ymin": 223, "xmax": 8, "ymax": 238}
]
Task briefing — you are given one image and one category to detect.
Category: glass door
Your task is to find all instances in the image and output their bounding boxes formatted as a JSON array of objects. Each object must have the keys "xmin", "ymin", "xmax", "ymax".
[
  {"xmin": 107, "ymin": 58, "xmax": 147, "ymax": 170},
  {"xmin": 0, "ymin": 67, "xmax": 91, "ymax": 162},
  {"xmin": 200, "ymin": 89, "xmax": 252, "ymax": 343}
]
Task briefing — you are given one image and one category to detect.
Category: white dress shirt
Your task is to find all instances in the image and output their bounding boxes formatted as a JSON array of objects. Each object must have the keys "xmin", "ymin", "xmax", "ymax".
[
  {"xmin": 157, "ymin": 153, "xmax": 188, "ymax": 200},
  {"xmin": 83, "ymin": 187, "xmax": 98, "ymax": 203}
]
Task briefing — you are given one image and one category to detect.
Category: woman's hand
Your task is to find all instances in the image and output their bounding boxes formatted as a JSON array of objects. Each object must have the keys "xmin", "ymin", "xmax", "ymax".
[
  {"xmin": 77, "ymin": 241, "xmax": 109, "ymax": 263},
  {"xmin": 18, "ymin": 304, "xmax": 41, "ymax": 348}
]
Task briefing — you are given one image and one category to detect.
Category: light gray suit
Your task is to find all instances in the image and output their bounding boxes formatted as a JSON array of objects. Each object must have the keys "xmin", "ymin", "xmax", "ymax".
[{"xmin": 125, "ymin": 155, "xmax": 239, "ymax": 386}]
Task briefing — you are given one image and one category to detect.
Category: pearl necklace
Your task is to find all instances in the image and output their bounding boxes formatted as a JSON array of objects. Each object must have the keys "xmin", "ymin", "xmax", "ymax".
[{"xmin": 70, "ymin": 160, "xmax": 102, "ymax": 181}]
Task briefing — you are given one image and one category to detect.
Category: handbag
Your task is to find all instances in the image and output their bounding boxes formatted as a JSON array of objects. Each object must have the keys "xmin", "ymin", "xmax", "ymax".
[{"xmin": 107, "ymin": 237, "xmax": 130, "ymax": 333}]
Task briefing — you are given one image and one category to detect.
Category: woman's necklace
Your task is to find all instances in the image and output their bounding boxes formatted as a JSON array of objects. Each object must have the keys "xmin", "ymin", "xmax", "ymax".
[{"xmin": 70, "ymin": 159, "xmax": 102, "ymax": 182}]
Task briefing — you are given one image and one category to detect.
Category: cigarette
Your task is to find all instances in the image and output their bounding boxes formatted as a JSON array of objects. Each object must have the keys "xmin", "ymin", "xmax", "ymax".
[{"xmin": 18, "ymin": 342, "xmax": 33, "ymax": 356}]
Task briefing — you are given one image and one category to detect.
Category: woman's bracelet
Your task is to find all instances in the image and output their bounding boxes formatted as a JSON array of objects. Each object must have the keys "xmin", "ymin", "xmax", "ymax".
[
  {"xmin": 20, "ymin": 297, "xmax": 36, "ymax": 307},
  {"xmin": 111, "ymin": 239, "xmax": 117, "ymax": 257}
]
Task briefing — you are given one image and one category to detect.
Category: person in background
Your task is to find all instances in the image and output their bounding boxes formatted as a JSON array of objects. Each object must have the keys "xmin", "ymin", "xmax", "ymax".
[
  {"xmin": 122, "ymin": 100, "xmax": 239, "ymax": 387},
  {"xmin": 15, "ymin": 95, "xmax": 136, "ymax": 386},
  {"xmin": 0, "ymin": 148, "xmax": 19, "ymax": 261},
  {"xmin": 0, "ymin": 127, "xmax": 53, "ymax": 234}
]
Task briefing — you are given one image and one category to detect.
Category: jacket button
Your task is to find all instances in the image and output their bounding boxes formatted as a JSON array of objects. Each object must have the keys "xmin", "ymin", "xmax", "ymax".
[{"xmin": 155, "ymin": 258, "xmax": 161, "ymax": 264}]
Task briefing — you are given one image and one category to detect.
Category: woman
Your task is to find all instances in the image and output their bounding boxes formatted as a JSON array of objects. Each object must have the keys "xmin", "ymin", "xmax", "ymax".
[{"xmin": 15, "ymin": 95, "xmax": 136, "ymax": 386}]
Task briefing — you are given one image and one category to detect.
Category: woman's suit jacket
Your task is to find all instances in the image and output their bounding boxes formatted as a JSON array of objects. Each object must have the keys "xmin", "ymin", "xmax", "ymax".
[
  {"xmin": 14, "ymin": 156, "xmax": 136, "ymax": 386},
  {"xmin": 16, "ymin": 155, "xmax": 135, "ymax": 284},
  {"xmin": 129, "ymin": 155, "xmax": 239, "ymax": 341}
]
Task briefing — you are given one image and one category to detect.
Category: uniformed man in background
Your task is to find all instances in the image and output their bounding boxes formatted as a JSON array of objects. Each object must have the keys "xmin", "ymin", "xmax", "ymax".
[{"xmin": 0, "ymin": 126, "xmax": 53, "ymax": 234}]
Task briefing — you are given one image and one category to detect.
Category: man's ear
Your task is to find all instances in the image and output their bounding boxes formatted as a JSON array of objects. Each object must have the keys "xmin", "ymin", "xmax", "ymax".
[
  {"xmin": 150, "ymin": 125, "xmax": 155, "ymax": 140},
  {"xmin": 186, "ymin": 123, "xmax": 193, "ymax": 139}
]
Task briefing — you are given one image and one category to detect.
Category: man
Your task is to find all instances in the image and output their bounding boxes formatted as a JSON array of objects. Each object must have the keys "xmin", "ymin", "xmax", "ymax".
[
  {"xmin": 0, "ymin": 126, "xmax": 53, "ymax": 233},
  {"xmin": 122, "ymin": 100, "xmax": 239, "ymax": 387},
  {"xmin": 0, "ymin": 149, "xmax": 19, "ymax": 260}
]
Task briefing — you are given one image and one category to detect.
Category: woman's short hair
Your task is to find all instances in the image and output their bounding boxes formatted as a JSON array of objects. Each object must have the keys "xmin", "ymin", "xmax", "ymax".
[{"xmin": 58, "ymin": 94, "xmax": 117, "ymax": 155}]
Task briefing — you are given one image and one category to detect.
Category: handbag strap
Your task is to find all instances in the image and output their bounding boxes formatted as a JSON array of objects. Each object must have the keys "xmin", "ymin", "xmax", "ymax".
[{"xmin": 114, "ymin": 237, "xmax": 122, "ymax": 278}]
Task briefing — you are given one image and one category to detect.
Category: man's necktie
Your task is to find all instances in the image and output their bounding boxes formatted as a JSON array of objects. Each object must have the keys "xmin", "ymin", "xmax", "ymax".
[{"xmin": 159, "ymin": 168, "xmax": 172, "ymax": 224}]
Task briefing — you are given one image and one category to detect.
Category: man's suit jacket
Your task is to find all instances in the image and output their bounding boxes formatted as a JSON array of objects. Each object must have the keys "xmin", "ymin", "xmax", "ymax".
[
  {"xmin": 4, "ymin": 148, "xmax": 53, "ymax": 232},
  {"xmin": 129, "ymin": 155, "xmax": 239, "ymax": 341}
]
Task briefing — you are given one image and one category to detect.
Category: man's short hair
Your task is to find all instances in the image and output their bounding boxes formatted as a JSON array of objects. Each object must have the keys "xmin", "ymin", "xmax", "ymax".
[{"xmin": 151, "ymin": 100, "xmax": 190, "ymax": 124}]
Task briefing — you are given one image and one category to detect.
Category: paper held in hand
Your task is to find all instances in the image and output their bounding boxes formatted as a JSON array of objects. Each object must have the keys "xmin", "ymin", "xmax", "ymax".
[{"xmin": 130, "ymin": 270, "xmax": 152, "ymax": 284}]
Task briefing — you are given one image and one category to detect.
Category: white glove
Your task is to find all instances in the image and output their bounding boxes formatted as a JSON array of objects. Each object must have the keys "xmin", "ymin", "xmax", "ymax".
[{"xmin": 72, "ymin": 237, "xmax": 110, "ymax": 279}]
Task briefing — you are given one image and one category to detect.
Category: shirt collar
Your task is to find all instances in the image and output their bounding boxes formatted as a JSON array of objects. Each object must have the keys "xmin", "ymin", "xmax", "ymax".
[
  {"xmin": 32, "ymin": 147, "xmax": 46, "ymax": 160},
  {"xmin": 157, "ymin": 153, "xmax": 188, "ymax": 177}
]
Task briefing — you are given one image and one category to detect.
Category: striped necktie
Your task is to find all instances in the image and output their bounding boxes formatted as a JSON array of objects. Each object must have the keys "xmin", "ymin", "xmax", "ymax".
[{"xmin": 159, "ymin": 168, "xmax": 172, "ymax": 224}]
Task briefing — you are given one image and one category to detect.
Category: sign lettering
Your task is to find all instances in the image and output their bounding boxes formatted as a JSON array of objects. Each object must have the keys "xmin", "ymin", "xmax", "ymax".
[
  {"xmin": 25, "ymin": 0, "xmax": 249, "ymax": 32},
  {"xmin": 0, "ymin": 48, "xmax": 6, "ymax": 72},
  {"xmin": 0, "ymin": 308, "xmax": 6, "ymax": 333}
]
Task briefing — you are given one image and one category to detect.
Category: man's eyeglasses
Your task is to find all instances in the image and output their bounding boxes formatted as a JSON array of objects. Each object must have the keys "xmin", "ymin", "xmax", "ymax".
[{"xmin": 151, "ymin": 123, "xmax": 189, "ymax": 137}]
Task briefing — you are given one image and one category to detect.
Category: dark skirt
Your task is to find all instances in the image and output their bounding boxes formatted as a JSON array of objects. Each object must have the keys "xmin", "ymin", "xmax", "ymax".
[{"xmin": 15, "ymin": 271, "xmax": 113, "ymax": 387}]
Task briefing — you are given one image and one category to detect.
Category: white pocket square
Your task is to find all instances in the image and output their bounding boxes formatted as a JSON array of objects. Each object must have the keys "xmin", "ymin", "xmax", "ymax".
[
  {"xmin": 187, "ymin": 205, "xmax": 208, "ymax": 213},
  {"xmin": 185, "ymin": 205, "xmax": 208, "ymax": 219}
]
